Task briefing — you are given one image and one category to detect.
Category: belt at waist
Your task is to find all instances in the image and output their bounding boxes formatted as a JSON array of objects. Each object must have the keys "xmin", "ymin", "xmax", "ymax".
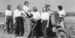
[
  {"xmin": 41, "ymin": 19, "xmax": 49, "ymax": 20},
  {"xmin": 31, "ymin": 18, "xmax": 41, "ymax": 21}
]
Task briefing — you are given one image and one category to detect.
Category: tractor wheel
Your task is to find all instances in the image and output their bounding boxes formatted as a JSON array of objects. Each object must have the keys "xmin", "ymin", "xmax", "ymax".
[{"xmin": 56, "ymin": 28, "xmax": 70, "ymax": 38}]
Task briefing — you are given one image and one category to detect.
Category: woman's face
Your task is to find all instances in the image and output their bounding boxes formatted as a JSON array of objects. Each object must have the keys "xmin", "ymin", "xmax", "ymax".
[
  {"xmin": 47, "ymin": 7, "xmax": 50, "ymax": 11},
  {"xmin": 8, "ymin": 5, "xmax": 11, "ymax": 10},
  {"xmin": 42, "ymin": 7, "xmax": 46, "ymax": 12},
  {"xmin": 33, "ymin": 7, "xmax": 37, "ymax": 12},
  {"xmin": 17, "ymin": 5, "xmax": 22, "ymax": 10},
  {"xmin": 24, "ymin": 2, "xmax": 29, "ymax": 6}
]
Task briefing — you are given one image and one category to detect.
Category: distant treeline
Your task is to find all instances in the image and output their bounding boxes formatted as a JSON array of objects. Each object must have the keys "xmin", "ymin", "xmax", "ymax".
[
  {"xmin": 66, "ymin": 12, "xmax": 75, "ymax": 16},
  {"xmin": 0, "ymin": 12, "xmax": 75, "ymax": 17},
  {"xmin": 0, "ymin": 12, "xmax": 5, "ymax": 17}
]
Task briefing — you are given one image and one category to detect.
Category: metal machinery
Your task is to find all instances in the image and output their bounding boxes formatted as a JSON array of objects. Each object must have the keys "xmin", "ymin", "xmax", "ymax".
[{"xmin": 51, "ymin": 11, "xmax": 71, "ymax": 38}]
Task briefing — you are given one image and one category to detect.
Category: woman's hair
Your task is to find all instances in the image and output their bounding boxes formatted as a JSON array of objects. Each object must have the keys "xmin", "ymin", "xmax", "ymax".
[
  {"xmin": 42, "ymin": 7, "xmax": 46, "ymax": 12},
  {"xmin": 24, "ymin": 1, "xmax": 29, "ymax": 5},
  {"xmin": 17, "ymin": 5, "xmax": 22, "ymax": 10},
  {"xmin": 7, "ymin": 4, "xmax": 11, "ymax": 10},
  {"xmin": 33, "ymin": 7, "xmax": 38, "ymax": 12},
  {"xmin": 44, "ymin": 4, "xmax": 50, "ymax": 11},
  {"xmin": 58, "ymin": 5, "xmax": 62, "ymax": 10}
]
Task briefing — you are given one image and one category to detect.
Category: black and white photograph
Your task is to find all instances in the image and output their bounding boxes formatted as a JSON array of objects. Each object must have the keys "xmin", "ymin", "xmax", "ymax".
[{"xmin": 0, "ymin": 0, "xmax": 75, "ymax": 38}]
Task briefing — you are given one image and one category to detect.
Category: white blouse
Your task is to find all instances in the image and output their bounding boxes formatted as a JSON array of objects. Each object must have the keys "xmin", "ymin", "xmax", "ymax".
[
  {"xmin": 23, "ymin": 5, "xmax": 30, "ymax": 12},
  {"xmin": 58, "ymin": 10, "xmax": 66, "ymax": 17},
  {"xmin": 31, "ymin": 12, "xmax": 41, "ymax": 20},
  {"xmin": 5, "ymin": 10, "xmax": 13, "ymax": 16},
  {"xmin": 13, "ymin": 9, "xmax": 26, "ymax": 18},
  {"xmin": 41, "ymin": 11, "xmax": 52, "ymax": 20}
]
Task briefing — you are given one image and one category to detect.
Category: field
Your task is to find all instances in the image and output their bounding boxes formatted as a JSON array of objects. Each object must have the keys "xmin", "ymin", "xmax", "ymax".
[
  {"xmin": 65, "ymin": 16, "xmax": 75, "ymax": 23},
  {"xmin": 0, "ymin": 16, "xmax": 31, "ymax": 38}
]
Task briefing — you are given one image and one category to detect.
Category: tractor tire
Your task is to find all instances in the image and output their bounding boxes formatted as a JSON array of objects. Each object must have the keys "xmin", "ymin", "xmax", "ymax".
[{"xmin": 56, "ymin": 28, "xmax": 70, "ymax": 38}]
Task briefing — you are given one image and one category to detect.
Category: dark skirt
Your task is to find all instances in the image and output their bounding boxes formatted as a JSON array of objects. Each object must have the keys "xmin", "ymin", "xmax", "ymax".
[
  {"xmin": 6, "ymin": 16, "xmax": 13, "ymax": 33},
  {"xmin": 15, "ymin": 17, "xmax": 24, "ymax": 35},
  {"xmin": 30, "ymin": 19, "xmax": 42, "ymax": 37},
  {"xmin": 34, "ymin": 20, "xmax": 42, "ymax": 37}
]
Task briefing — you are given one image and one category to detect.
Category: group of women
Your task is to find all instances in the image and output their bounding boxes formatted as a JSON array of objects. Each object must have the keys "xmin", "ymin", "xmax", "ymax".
[{"xmin": 5, "ymin": 1, "xmax": 66, "ymax": 38}]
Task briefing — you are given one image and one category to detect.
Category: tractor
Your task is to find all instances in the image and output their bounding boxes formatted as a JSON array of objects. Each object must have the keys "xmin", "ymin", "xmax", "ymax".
[{"xmin": 50, "ymin": 11, "xmax": 72, "ymax": 38}]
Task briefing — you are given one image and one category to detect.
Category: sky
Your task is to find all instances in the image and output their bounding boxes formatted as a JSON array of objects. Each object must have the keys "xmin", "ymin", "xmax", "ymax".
[{"xmin": 0, "ymin": 0, "xmax": 75, "ymax": 12}]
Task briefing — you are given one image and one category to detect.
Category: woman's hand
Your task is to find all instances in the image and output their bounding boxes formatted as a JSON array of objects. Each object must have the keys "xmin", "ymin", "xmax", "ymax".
[{"xmin": 52, "ymin": 27, "xmax": 56, "ymax": 32}]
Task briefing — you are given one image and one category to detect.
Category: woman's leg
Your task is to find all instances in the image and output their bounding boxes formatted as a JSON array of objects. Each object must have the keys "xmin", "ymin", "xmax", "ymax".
[
  {"xmin": 15, "ymin": 17, "xmax": 20, "ymax": 36},
  {"xmin": 6, "ymin": 18, "xmax": 10, "ymax": 33},
  {"xmin": 9, "ymin": 17, "xmax": 13, "ymax": 33},
  {"xmin": 20, "ymin": 17, "xmax": 24, "ymax": 36},
  {"xmin": 42, "ymin": 20, "xmax": 47, "ymax": 38},
  {"xmin": 36, "ymin": 20, "xmax": 42, "ymax": 38}
]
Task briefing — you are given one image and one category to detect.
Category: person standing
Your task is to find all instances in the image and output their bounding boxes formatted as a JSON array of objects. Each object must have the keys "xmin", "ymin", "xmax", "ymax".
[
  {"xmin": 28, "ymin": 7, "xmax": 42, "ymax": 38},
  {"xmin": 13, "ymin": 5, "xmax": 26, "ymax": 36},
  {"xmin": 41, "ymin": 4, "xmax": 53, "ymax": 38},
  {"xmin": 58, "ymin": 5, "xmax": 66, "ymax": 28},
  {"xmin": 23, "ymin": 1, "xmax": 32, "ymax": 37},
  {"xmin": 23, "ymin": 1, "xmax": 31, "ymax": 17},
  {"xmin": 5, "ymin": 4, "xmax": 13, "ymax": 34}
]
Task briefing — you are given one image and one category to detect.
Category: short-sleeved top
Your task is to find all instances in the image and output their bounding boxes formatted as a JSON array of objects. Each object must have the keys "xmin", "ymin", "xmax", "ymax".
[
  {"xmin": 5, "ymin": 10, "xmax": 13, "ymax": 16},
  {"xmin": 23, "ymin": 5, "xmax": 30, "ymax": 12},
  {"xmin": 30, "ymin": 12, "xmax": 41, "ymax": 20},
  {"xmin": 41, "ymin": 11, "xmax": 52, "ymax": 20},
  {"xmin": 13, "ymin": 9, "xmax": 26, "ymax": 18},
  {"xmin": 58, "ymin": 10, "xmax": 66, "ymax": 17},
  {"xmin": 23, "ymin": 5, "xmax": 31, "ymax": 15}
]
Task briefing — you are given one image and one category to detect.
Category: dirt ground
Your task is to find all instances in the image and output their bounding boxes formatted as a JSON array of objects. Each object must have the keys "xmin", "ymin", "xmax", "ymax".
[{"xmin": 0, "ymin": 18, "xmax": 31, "ymax": 38}]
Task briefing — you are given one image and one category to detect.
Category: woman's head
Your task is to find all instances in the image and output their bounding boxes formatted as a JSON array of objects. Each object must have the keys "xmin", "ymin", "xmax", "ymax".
[
  {"xmin": 17, "ymin": 5, "xmax": 22, "ymax": 10},
  {"xmin": 44, "ymin": 4, "xmax": 50, "ymax": 12},
  {"xmin": 24, "ymin": 1, "xmax": 29, "ymax": 6},
  {"xmin": 42, "ymin": 7, "xmax": 46, "ymax": 12},
  {"xmin": 7, "ymin": 4, "xmax": 11, "ymax": 10},
  {"xmin": 33, "ymin": 7, "xmax": 38, "ymax": 12},
  {"xmin": 58, "ymin": 5, "xmax": 63, "ymax": 10},
  {"xmin": 46, "ymin": 4, "xmax": 50, "ymax": 11}
]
